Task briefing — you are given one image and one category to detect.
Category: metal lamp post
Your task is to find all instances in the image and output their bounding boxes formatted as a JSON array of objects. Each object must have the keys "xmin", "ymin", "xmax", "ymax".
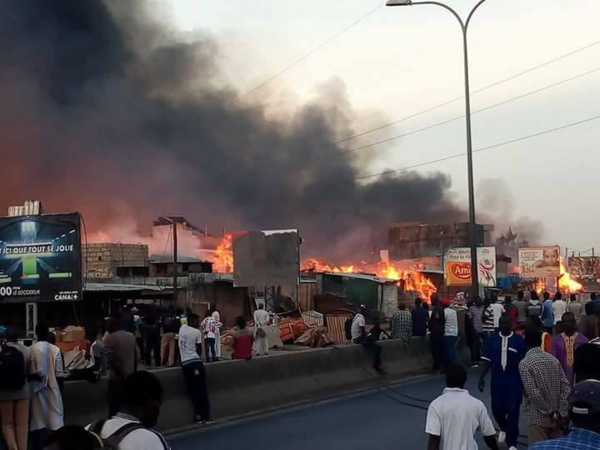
[{"xmin": 386, "ymin": 0, "xmax": 487, "ymax": 297}]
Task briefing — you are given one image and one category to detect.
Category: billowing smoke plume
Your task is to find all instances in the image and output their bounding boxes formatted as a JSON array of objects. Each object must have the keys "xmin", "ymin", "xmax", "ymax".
[
  {"xmin": 477, "ymin": 179, "xmax": 544, "ymax": 266},
  {"xmin": 0, "ymin": 0, "xmax": 464, "ymax": 259}
]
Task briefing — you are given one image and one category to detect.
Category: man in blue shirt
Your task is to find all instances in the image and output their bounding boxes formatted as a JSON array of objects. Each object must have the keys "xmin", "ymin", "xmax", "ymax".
[
  {"xmin": 541, "ymin": 292, "xmax": 555, "ymax": 334},
  {"xmin": 531, "ymin": 379, "xmax": 600, "ymax": 449},
  {"xmin": 479, "ymin": 315, "xmax": 527, "ymax": 450}
]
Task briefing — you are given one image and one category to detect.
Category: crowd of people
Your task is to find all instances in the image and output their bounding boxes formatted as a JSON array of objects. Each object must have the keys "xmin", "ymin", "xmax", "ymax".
[
  {"xmin": 0, "ymin": 302, "xmax": 278, "ymax": 450},
  {"xmin": 2, "ymin": 291, "xmax": 599, "ymax": 449},
  {"xmin": 425, "ymin": 290, "xmax": 600, "ymax": 449}
]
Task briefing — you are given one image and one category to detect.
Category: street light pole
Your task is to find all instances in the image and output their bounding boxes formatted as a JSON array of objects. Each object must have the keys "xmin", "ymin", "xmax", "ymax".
[
  {"xmin": 160, "ymin": 216, "xmax": 179, "ymax": 305},
  {"xmin": 386, "ymin": 0, "xmax": 488, "ymax": 298}
]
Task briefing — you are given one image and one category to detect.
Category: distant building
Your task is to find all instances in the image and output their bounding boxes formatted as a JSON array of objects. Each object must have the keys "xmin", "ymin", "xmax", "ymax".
[{"xmin": 388, "ymin": 222, "xmax": 493, "ymax": 260}]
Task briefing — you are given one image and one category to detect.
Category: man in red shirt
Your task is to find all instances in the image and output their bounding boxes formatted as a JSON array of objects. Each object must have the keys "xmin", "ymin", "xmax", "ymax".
[{"xmin": 232, "ymin": 316, "xmax": 254, "ymax": 360}]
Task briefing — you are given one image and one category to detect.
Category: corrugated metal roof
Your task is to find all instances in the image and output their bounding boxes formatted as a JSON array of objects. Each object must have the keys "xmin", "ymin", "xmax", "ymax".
[
  {"xmin": 84, "ymin": 283, "xmax": 166, "ymax": 292},
  {"xmin": 322, "ymin": 272, "xmax": 397, "ymax": 284},
  {"xmin": 148, "ymin": 254, "xmax": 207, "ymax": 264}
]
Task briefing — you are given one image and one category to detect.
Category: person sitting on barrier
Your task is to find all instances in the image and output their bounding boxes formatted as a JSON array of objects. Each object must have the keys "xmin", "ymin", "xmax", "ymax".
[
  {"xmin": 232, "ymin": 316, "xmax": 254, "ymax": 360},
  {"xmin": 351, "ymin": 305, "xmax": 386, "ymax": 375},
  {"xmin": 86, "ymin": 371, "xmax": 170, "ymax": 450}
]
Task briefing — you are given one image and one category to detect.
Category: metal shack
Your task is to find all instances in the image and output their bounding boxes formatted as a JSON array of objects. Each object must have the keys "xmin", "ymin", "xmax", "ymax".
[{"xmin": 318, "ymin": 272, "xmax": 398, "ymax": 318}]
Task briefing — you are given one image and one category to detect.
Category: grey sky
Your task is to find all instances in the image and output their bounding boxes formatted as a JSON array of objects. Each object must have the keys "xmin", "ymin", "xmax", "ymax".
[{"xmin": 167, "ymin": 0, "xmax": 600, "ymax": 252}]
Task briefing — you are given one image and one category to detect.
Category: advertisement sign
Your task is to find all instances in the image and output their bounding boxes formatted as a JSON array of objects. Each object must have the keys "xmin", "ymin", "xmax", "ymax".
[
  {"xmin": 567, "ymin": 256, "xmax": 600, "ymax": 283},
  {"xmin": 518, "ymin": 246, "xmax": 560, "ymax": 278},
  {"xmin": 0, "ymin": 213, "xmax": 82, "ymax": 302},
  {"xmin": 444, "ymin": 247, "xmax": 497, "ymax": 287}
]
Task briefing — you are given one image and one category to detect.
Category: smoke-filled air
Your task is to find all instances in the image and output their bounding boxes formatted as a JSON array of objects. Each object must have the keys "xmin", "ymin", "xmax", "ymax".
[{"xmin": 0, "ymin": 0, "xmax": 465, "ymax": 258}]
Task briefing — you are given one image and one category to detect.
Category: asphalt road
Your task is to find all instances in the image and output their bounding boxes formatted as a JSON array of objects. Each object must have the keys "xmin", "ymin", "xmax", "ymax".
[{"xmin": 169, "ymin": 369, "xmax": 531, "ymax": 449}]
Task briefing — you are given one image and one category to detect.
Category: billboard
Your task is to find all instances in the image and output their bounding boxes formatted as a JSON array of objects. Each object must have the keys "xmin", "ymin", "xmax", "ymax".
[
  {"xmin": 444, "ymin": 247, "xmax": 497, "ymax": 287},
  {"xmin": 0, "ymin": 213, "xmax": 82, "ymax": 302},
  {"xmin": 233, "ymin": 229, "xmax": 299, "ymax": 288},
  {"xmin": 518, "ymin": 246, "xmax": 560, "ymax": 278},
  {"xmin": 567, "ymin": 256, "xmax": 600, "ymax": 283}
]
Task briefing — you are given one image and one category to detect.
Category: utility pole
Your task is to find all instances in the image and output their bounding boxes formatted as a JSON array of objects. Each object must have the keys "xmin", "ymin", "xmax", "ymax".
[{"xmin": 172, "ymin": 219, "xmax": 178, "ymax": 304}]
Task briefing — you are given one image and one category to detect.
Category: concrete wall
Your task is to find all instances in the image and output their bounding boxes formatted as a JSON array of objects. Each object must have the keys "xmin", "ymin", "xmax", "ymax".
[
  {"xmin": 63, "ymin": 338, "xmax": 434, "ymax": 433},
  {"xmin": 83, "ymin": 243, "xmax": 149, "ymax": 278}
]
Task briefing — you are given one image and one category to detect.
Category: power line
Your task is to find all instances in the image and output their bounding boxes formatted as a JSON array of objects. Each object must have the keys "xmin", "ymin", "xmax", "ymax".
[
  {"xmin": 356, "ymin": 113, "xmax": 600, "ymax": 180},
  {"xmin": 335, "ymin": 37, "xmax": 600, "ymax": 145},
  {"xmin": 343, "ymin": 65, "xmax": 600, "ymax": 155},
  {"xmin": 239, "ymin": 2, "xmax": 384, "ymax": 100}
]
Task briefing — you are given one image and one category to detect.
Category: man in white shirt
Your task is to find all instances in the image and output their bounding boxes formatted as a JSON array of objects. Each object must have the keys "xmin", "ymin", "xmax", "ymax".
[
  {"xmin": 490, "ymin": 297, "xmax": 506, "ymax": 330},
  {"xmin": 552, "ymin": 292, "xmax": 567, "ymax": 325},
  {"xmin": 426, "ymin": 363, "xmax": 499, "ymax": 450},
  {"xmin": 351, "ymin": 305, "xmax": 386, "ymax": 374},
  {"xmin": 178, "ymin": 314, "xmax": 212, "ymax": 423},
  {"xmin": 86, "ymin": 371, "xmax": 170, "ymax": 450},
  {"xmin": 253, "ymin": 304, "xmax": 271, "ymax": 356},
  {"xmin": 443, "ymin": 300, "xmax": 458, "ymax": 368}
]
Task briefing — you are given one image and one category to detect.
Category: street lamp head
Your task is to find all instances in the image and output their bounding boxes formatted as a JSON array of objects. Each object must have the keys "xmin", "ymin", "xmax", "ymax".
[{"xmin": 386, "ymin": 0, "xmax": 412, "ymax": 6}]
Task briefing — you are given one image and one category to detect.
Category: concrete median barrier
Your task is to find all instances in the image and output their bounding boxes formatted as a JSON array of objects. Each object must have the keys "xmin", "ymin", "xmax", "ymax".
[{"xmin": 64, "ymin": 337, "xmax": 436, "ymax": 432}]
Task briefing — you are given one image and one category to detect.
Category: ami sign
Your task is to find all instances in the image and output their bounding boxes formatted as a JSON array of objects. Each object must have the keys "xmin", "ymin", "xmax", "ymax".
[{"xmin": 444, "ymin": 247, "xmax": 497, "ymax": 287}]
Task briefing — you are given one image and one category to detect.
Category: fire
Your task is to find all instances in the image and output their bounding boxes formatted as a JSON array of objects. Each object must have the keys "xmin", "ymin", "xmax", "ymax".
[
  {"xmin": 212, "ymin": 235, "xmax": 437, "ymax": 300},
  {"xmin": 302, "ymin": 258, "xmax": 356, "ymax": 274},
  {"xmin": 302, "ymin": 258, "xmax": 437, "ymax": 301},
  {"xmin": 213, "ymin": 234, "xmax": 233, "ymax": 273},
  {"xmin": 559, "ymin": 259, "xmax": 583, "ymax": 293}
]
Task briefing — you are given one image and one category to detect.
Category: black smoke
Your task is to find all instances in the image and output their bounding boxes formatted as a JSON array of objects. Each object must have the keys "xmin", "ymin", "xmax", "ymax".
[{"xmin": 0, "ymin": 0, "xmax": 464, "ymax": 259}]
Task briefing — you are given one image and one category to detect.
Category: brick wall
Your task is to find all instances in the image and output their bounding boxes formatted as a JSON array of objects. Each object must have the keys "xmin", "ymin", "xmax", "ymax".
[{"xmin": 82, "ymin": 243, "xmax": 149, "ymax": 279}]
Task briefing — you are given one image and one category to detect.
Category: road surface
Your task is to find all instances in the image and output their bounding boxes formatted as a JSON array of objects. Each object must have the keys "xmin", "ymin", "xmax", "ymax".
[{"xmin": 169, "ymin": 370, "xmax": 530, "ymax": 449}]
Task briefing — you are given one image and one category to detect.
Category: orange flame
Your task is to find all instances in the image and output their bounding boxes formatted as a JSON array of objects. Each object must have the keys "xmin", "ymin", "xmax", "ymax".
[
  {"xmin": 302, "ymin": 258, "xmax": 437, "ymax": 301},
  {"xmin": 213, "ymin": 234, "xmax": 233, "ymax": 273},
  {"xmin": 559, "ymin": 259, "xmax": 583, "ymax": 293},
  {"xmin": 212, "ymin": 236, "xmax": 437, "ymax": 300}
]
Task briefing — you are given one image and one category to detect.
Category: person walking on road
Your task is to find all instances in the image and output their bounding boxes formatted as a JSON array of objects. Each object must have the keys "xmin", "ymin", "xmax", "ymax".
[
  {"xmin": 29, "ymin": 323, "xmax": 65, "ymax": 450},
  {"xmin": 390, "ymin": 303, "xmax": 412, "ymax": 346},
  {"xmin": 428, "ymin": 294, "xmax": 445, "ymax": 373},
  {"xmin": 550, "ymin": 312, "xmax": 588, "ymax": 386},
  {"xmin": 566, "ymin": 294, "xmax": 583, "ymax": 323},
  {"xmin": 86, "ymin": 371, "xmax": 171, "ymax": 450},
  {"xmin": 552, "ymin": 292, "xmax": 567, "ymax": 326},
  {"xmin": 351, "ymin": 305, "xmax": 385, "ymax": 374},
  {"xmin": 0, "ymin": 327, "xmax": 33, "ymax": 450},
  {"xmin": 468, "ymin": 296, "xmax": 485, "ymax": 367},
  {"xmin": 442, "ymin": 299, "xmax": 458, "ymax": 369},
  {"xmin": 426, "ymin": 363, "xmax": 499, "ymax": 450},
  {"xmin": 519, "ymin": 325, "xmax": 571, "ymax": 446},
  {"xmin": 581, "ymin": 301, "xmax": 600, "ymax": 340},
  {"xmin": 541, "ymin": 292, "xmax": 555, "ymax": 334},
  {"xmin": 411, "ymin": 298, "xmax": 428, "ymax": 338},
  {"xmin": 479, "ymin": 316, "xmax": 527, "ymax": 450},
  {"xmin": 489, "ymin": 295, "xmax": 505, "ymax": 331},
  {"xmin": 253, "ymin": 304, "xmax": 270, "ymax": 357},
  {"xmin": 574, "ymin": 340, "xmax": 600, "ymax": 383},
  {"xmin": 529, "ymin": 379, "xmax": 600, "ymax": 450},
  {"xmin": 513, "ymin": 291, "xmax": 529, "ymax": 328},
  {"xmin": 527, "ymin": 291, "xmax": 543, "ymax": 320},
  {"xmin": 178, "ymin": 314, "xmax": 212, "ymax": 424},
  {"xmin": 103, "ymin": 317, "xmax": 139, "ymax": 419}
]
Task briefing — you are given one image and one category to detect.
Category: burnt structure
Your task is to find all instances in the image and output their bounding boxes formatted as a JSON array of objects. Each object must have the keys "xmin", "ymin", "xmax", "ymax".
[{"xmin": 388, "ymin": 222, "xmax": 493, "ymax": 260}]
